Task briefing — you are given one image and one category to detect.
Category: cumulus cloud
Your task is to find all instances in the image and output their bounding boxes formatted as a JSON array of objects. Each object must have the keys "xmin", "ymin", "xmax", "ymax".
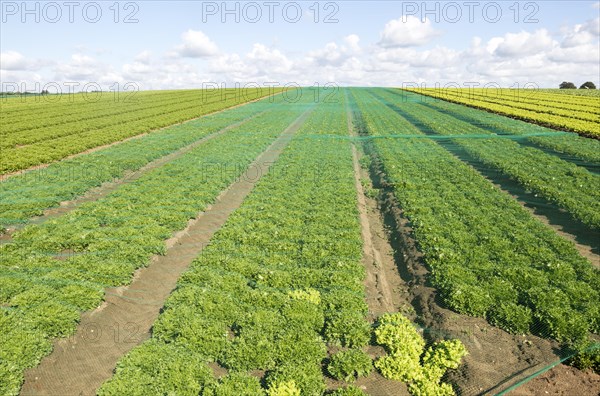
[
  {"xmin": 378, "ymin": 16, "xmax": 440, "ymax": 48},
  {"xmin": 308, "ymin": 42, "xmax": 345, "ymax": 66},
  {"xmin": 0, "ymin": 51, "xmax": 44, "ymax": 71},
  {"xmin": 561, "ymin": 17, "xmax": 599, "ymax": 47},
  {"xmin": 548, "ymin": 42, "xmax": 600, "ymax": 63},
  {"xmin": 123, "ymin": 62, "xmax": 152, "ymax": 76},
  {"xmin": 53, "ymin": 54, "xmax": 100, "ymax": 80},
  {"xmin": 52, "ymin": 54, "xmax": 126, "ymax": 88},
  {"xmin": 489, "ymin": 29, "xmax": 555, "ymax": 57},
  {"xmin": 583, "ymin": 16, "xmax": 600, "ymax": 35},
  {"xmin": 174, "ymin": 30, "xmax": 218, "ymax": 58},
  {"xmin": 246, "ymin": 44, "xmax": 293, "ymax": 75},
  {"xmin": 1, "ymin": 51, "xmax": 28, "ymax": 70}
]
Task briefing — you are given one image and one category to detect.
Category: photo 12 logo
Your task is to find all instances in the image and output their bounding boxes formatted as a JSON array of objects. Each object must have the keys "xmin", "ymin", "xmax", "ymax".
[
  {"xmin": 1, "ymin": 81, "xmax": 140, "ymax": 103},
  {"xmin": 1, "ymin": 1, "xmax": 140, "ymax": 23},
  {"xmin": 400, "ymin": 1, "xmax": 540, "ymax": 23},
  {"xmin": 200, "ymin": 1, "xmax": 339, "ymax": 23},
  {"xmin": 200, "ymin": 82, "xmax": 341, "ymax": 104}
]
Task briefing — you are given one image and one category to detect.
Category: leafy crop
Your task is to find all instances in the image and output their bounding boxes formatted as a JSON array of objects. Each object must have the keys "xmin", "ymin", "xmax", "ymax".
[
  {"xmin": 374, "ymin": 313, "xmax": 467, "ymax": 396},
  {"xmin": 378, "ymin": 89, "xmax": 600, "ymax": 231},
  {"xmin": 0, "ymin": 93, "xmax": 284, "ymax": 229},
  {"xmin": 327, "ymin": 349, "xmax": 373, "ymax": 382}
]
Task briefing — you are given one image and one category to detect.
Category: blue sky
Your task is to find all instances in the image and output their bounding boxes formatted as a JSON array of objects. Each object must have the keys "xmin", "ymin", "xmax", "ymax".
[{"xmin": 1, "ymin": 1, "xmax": 599, "ymax": 90}]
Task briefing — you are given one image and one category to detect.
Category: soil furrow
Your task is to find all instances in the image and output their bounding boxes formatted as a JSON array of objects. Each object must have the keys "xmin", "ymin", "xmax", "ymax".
[{"xmin": 344, "ymin": 95, "xmax": 411, "ymax": 396}]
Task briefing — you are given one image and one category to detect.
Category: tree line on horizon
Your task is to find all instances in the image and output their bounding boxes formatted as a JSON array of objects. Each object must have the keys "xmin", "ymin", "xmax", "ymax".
[{"xmin": 559, "ymin": 81, "xmax": 597, "ymax": 89}]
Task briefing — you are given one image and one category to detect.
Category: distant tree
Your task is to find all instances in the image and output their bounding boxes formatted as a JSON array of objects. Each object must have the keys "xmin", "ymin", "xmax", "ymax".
[
  {"xmin": 579, "ymin": 81, "xmax": 597, "ymax": 89},
  {"xmin": 41, "ymin": 89, "xmax": 49, "ymax": 95},
  {"xmin": 559, "ymin": 81, "xmax": 577, "ymax": 89}
]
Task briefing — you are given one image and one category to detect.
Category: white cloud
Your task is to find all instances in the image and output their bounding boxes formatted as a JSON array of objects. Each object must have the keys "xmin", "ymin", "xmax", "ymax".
[
  {"xmin": 561, "ymin": 17, "xmax": 599, "ymax": 47},
  {"xmin": 583, "ymin": 16, "xmax": 600, "ymax": 35},
  {"xmin": 1, "ymin": 51, "xmax": 28, "ymax": 70},
  {"xmin": 378, "ymin": 16, "xmax": 440, "ymax": 48},
  {"xmin": 490, "ymin": 29, "xmax": 555, "ymax": 57},
  {"xmin": 0, "ymin": 51, "xmax": 44, "ymax": 71},
  {"xmin": 344, "ymin": 34, "xmax": 361, "ymax": 52},
  {"xmin": 134, "ymin": 50, "xmax": 153, "ymax": 64},
  {"xmin": 4, "ymin": 16, "xmax": 599, "ymax": 90},
  {"xmin": 174, "ymin": 30, "xmax": 218, "ymax": 58},
  {"xmin": 0, "ymin": 70, "xmax": 45, "ymax": 91},
  {"xmin": 548, "ymin": 42, "xmax": 600, "ymax": 63},
  {"xmin": 562, "ymin": 26, "xmax": 594, "ymax": 48},
  {"xmin": 123, "ymin": 62, "xmax": 152, "ymax": 75},
  {"xmin": 52, "ymin": 54, "xmax": 123, "ymax": 87},
  {"xmin": 308, "ymin": 42, "xmax": 345, "ymax": 66},
  {"xmin": 246, "ymin": 44, "xmax": 293, "ymax": 75}
]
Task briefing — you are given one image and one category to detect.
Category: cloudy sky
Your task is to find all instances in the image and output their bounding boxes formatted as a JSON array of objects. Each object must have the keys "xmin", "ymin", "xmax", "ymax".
[{"xmin": 1, "ymin": 1, "xmax": 599, "ymax": 91}]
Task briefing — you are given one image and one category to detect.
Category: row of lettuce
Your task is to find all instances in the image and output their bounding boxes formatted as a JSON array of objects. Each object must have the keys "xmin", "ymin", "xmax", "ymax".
[
  {"xmin": 0, "ymin": 88, "xmax": 283, "ymax": 174},
  {"xmin": 98, "ymin": 95, "xmax": 467, "ymax": 396},
  {"xmin": 375, "ymin": 89, "xmax": 600, "ymax": 231},
  {"xmin": 0, "ymin": 94, "xmax": 281, "ymax": 230},
  {"xmin": 0, "ymin": 98, "xmax": 313, "ymax": 395},
  {"xmin": 407, "ymin": 88, "xmax": 600, "ymax": 138},
  {"xmin": 350, "ymin": 88, "xmax": 599, "ymax": 349}
]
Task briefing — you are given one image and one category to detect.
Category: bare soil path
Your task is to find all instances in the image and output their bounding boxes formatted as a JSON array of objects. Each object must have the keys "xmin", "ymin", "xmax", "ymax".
[
  {"xmin": 344, "ymin": 98, "xmax": 411, "ymax": 396},
  {"xmin": 20, "ymin": 106, "xmax": 314, "ymax": 396}
]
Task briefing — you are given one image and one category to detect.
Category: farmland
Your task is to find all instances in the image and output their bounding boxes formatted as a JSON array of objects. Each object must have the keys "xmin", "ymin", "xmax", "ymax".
[
  {"xmin": 407, "ymin": 88, "xmax": 600, "ymax": 138},
  {"xmin": 0, "ymin": 88, "xmax": 280, "ymax": 174},
  {"xmin": 0, "ymin": 87, "xmax": 599, "ymax": 396}
]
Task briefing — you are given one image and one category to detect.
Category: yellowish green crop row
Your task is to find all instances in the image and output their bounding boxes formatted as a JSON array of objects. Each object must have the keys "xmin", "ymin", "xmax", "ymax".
[{"xmin": 407, "ymin": 88, "xmax": 600, "ymax": 138}]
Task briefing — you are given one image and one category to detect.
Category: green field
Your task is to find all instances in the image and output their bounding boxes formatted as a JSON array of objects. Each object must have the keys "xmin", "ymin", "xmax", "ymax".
[{"xmin": 1, "ymin": 88, "xmax": 598, "ymax": 396}]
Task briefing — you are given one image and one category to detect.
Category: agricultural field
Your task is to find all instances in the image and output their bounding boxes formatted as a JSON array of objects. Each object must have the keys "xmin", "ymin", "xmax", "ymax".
[
  {"xmin": 407, "ymin": 88, "xmax": 600, "ymax": 138},
  {"xmin": 0, "ymin": 87, "xmax": 599, "ymax": 396},
  {"xmin": 0, "ymin": 88, "xmax": 280, "ymax": 174}
]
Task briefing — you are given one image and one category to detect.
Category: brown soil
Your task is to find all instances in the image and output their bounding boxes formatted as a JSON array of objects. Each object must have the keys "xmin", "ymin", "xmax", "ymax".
[
  {"xmin": 1, "ymin": 91, "xmax": 282, "ymax": 181},
  {"xmin": 349, "ymin": 104, "xmax": 405, "ymax": 319},
  {"xmin": 342, "ymin": 104, "xmax": 411, "ymax": 395},
  {"xmin": 508, "ymin": 364, "xmax": 600, "ymax": 396},
  {"xmin": 20, "ymin": 107, "xmax": 314, "ymax": 396}
]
